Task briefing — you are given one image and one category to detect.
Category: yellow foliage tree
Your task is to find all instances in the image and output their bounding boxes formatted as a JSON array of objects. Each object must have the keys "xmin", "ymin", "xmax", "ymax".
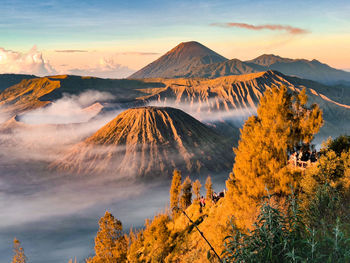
[
  {"xmin": 205, "ymin": 176, "xmax": 213, "ymax": 201},
  {"xmin": 226, "ymin": 86, "xmax": 323, "ymax": 228},
  {"xmin": 170, "ymin": 169, "xmax": 182, "ymax": 216},
  {"xmin": 192, "ymin": 179, "xmax": 202, "ymax": 200},
  {"xmin": 88, "ymin": 211, "xmax": 127, "ymax": 263},
  {"xmin": 127, "ymin": 229, "xmax": 144, "ymax": 263},
  {"xmin": 11, "ymin": 238, "xmax": 26, "ymax": 263},
  {"xmin": 300, "ymin": 138, "xmax": 350, "ymax": 221},
  {"xmin": 180, "ymin": 176, "xmax": 192, "ymax": 210},
  {"xmin": 141, "ymin": 214, "xmax": 171, "ymax": 262}
]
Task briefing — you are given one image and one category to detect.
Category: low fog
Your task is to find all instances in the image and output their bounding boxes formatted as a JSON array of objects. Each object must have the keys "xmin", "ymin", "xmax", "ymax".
[
  {"xmin": 147, "ymin": 98, "xmax": 256, "ymax": 126},
  {"xmin": 19, "ymin": 90, "xmax": 115, "ymax": 125},
  {"xmin": 0, "ymin": 91, "xmax": 251, "ymax": 262}
]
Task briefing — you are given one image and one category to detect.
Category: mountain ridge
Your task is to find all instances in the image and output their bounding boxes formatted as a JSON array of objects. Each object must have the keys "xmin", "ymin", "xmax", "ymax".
[
  {"xmin": 1, "ymin": 71, "xmax": 349, "ymax": 141},
  {"xmin": 129, "ymin": 42, "xmax": 350, "ymax": 84}
]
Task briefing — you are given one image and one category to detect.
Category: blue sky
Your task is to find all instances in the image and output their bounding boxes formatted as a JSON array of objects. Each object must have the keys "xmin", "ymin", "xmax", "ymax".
[{"xmin": 0, "ymin": 0, "xmax": 349, "ymax": 76}]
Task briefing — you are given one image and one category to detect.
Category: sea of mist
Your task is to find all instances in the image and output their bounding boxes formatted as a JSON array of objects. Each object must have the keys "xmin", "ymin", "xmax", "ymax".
[{"xmin": 0, "ymin": 91, "xmax": 260, "ymax": 262}]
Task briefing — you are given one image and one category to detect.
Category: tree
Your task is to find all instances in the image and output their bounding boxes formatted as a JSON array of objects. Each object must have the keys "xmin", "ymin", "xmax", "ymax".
[
  {"xmin": 142, "ymin": 214, "xmax": 171, "ymax": 262},
  {"xmin": 180, "ymin": 176, "xmax": 192, "ymax": 210},
  {"xmin": 324, "ymin": 135, "xmax": 350, "ymax": 156},
  {"xmin": 11, "ymin": 238, "xmax": 26, "ymax": 263},
  {"xmin": 127, "ymin": 229, "xmax": 144, "ymax": 263},
  {"xmin": 170, "ymin": 169, "xmax": 182, "ymax": 216},
  {"xmin": 205, "ymin": 176, "xmax": 213, "ymax": 201},
  {"xmin": 192, "ymin": 179, "xmax": 202, "ymax": 200},
  {"xmin": 226, "ymin": 86, "xmax": 323, "ymax": 228},
  {"xmin": 88, "ymin": 211, "xmax": 127, "ymax": 263},
  {"xmin": 300, "ymin": 136, "xmax": 350, "ymax": 229}
]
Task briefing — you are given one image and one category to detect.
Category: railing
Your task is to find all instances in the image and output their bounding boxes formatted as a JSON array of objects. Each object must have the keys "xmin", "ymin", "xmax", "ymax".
[{"xmin": 288, "ymin": 159, "xmax": 314, "ymax": 169}]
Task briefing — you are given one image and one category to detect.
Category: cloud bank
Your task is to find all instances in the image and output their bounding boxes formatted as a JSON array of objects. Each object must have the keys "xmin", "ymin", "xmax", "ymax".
[
  {"xmin": 55, "ymin": 50, "xmax": 88, "ymax": 53},
  {"xmin": 0, "ymin": 46, "xmax": 136, "ymax": 78},
  {"xmin": 19, "ymin": 90, "xmax": 115, "ymax": 125},
  {"xmin": 67, "ymin": 57, "xmax": 135, "ymax": 78},
  {"xmin": 116, "ymin": 52, "xmax": 159, "ymax": 56},
  {"xmin": 211, "ymin": 22, "xmax": 309, "ymax": 35},
  {"xmin": 147, "ymin": 98, "xmax": 256, "ymax": 125},
  {"xmin": 0, "ymin": 46, "xmax": 56, "ymax": 76}
]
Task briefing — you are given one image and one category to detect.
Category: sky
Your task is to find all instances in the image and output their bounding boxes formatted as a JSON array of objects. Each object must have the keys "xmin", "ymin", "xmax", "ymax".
[{"xmin": 0, "ymin": 0, "xmax": 349, "ymax": 77}]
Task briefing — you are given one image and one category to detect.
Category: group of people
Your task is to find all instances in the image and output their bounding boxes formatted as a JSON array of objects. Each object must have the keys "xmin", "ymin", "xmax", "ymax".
[
  {"xmin": 199, "ymin": 190, "xmax": 225, "ymax": 207},
  {"xmin": 289, "ymin": 147, "xmax": 318, "ymax": 168}
]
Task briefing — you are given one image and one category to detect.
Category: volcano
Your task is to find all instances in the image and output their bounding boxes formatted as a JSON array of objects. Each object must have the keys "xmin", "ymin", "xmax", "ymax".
[
  {"xmin": 129, "ymin": 41, "xmax": 228, "ymax": 79},
  {"xmin": 51, "ymin": 107, "xmax": 233, "ymax": 178}
]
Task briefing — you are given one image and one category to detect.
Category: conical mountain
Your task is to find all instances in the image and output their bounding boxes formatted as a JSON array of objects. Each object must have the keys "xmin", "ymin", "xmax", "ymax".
[
  {"xmin": 129, "ymin": 41, "xmax": 228, "ymax": 79},
  {"xmin": 51, "ymin": 107, "xmax": 233, "ymax": 177}
]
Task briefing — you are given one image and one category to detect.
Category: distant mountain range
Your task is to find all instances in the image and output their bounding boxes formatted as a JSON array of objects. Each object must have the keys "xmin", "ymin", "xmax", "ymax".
[
  {"xmin": 1, "ymin": 41, "xmax": 350, "ymax": 178},
  {"xmin": 130, "ymin": 41, "xmax": 350, "ymax": 84},
  {"xmin": 51, "ymin": 107, "xmax": 233, "ymax": 177},
  {"xmin": 1, "ymin": 70, "xmax": 349, "ymax": 142}
]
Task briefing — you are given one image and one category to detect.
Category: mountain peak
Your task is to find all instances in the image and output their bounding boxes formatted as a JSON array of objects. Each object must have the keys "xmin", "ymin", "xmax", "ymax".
[
  {"xmin": 168, "ymin": 41, "xmax": 218, "ymax": 55},
  {"xmin": 52, "ymin": 106, "xmax": 232, "ymax": 177},
  {"xmin": 129, "ymin": 41, "xmax": 227, "ymax": 79}
]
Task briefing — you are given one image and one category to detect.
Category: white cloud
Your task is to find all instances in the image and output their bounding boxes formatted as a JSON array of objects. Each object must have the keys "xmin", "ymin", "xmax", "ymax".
[
  {"xmin": 19, "ymin": 90, "xmax": 115, "ymax": 125},
  {"xmin": 67, "ymin": 57, "xmax": 135, "ymax": 78},
  {"xmin": 0, "ymin": 46, "xmax": 56, "ymax": 76},
  {"xmin": 0, "ymin": 46, "xmax": 136, "ymax": 78}
]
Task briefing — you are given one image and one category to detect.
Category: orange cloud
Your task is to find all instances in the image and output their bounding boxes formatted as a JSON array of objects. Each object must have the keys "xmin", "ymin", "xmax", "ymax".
[
  {"xmin": 211, "ymin": 22, "xmax": 309, "ymax": 35},
  {"xmin": 116, "ymin": 52, "xmax": 159, "ymax": 56},
  {"xmin": 55, "ymin": 50, "xmax": 88, "ymax": 53}
]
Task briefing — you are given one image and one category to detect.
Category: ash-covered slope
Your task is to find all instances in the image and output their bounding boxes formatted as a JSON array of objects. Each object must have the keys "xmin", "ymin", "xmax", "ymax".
[
  {"xmin": 51, "ymin": 107, "xmax": 233, "ymax": 177},
  {"xmin": 129, "ymin": 41, "xmax": 228, "ymax": 79},
  {"xmin": 140, "ymin": 71, "xmax": 293, "ymax": 110}
]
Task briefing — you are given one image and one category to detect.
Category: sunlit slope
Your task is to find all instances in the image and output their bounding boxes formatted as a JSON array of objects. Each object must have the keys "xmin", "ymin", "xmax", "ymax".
[
  {"xmin": 137, "ymin": 71, "xmax": 350, "ymax": 139},
  {"xmin": 139, "ymin": 71, "xmax": 282, "ymax": 110},
  {"xmin": 51, "ymin": 107, "xmax": 233, "ymax": 177},
  {"xmin": 0, "ymin": 74, "xmax": 37, "ymax": 92},
  {"xmin": 0, "ymin": 77, "xmax": 61, "ymax": 114},
  {"xmin": 0, "ymin": 75, "xmax": 165, "ymax": 115},
  {"xmin": 139, "ymin": 70, "xmax": 350, "ymax": 110}
]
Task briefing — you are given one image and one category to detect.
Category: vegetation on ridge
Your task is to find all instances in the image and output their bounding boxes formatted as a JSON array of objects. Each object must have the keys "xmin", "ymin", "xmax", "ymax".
[{"xmin": 10, "ymin": 86, "xmax": 350, "ymax": 262}]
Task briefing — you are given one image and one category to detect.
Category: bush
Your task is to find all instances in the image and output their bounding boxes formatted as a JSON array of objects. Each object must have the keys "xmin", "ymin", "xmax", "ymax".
[{"xmin": 222, "ymin": 192, "xmax": 350, "ymax": 263}]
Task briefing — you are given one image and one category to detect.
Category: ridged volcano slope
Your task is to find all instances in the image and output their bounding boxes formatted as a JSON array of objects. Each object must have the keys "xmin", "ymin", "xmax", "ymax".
[{"xmin": 51, "ymin": 107, "xmax": 233, "ymax": 177}]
